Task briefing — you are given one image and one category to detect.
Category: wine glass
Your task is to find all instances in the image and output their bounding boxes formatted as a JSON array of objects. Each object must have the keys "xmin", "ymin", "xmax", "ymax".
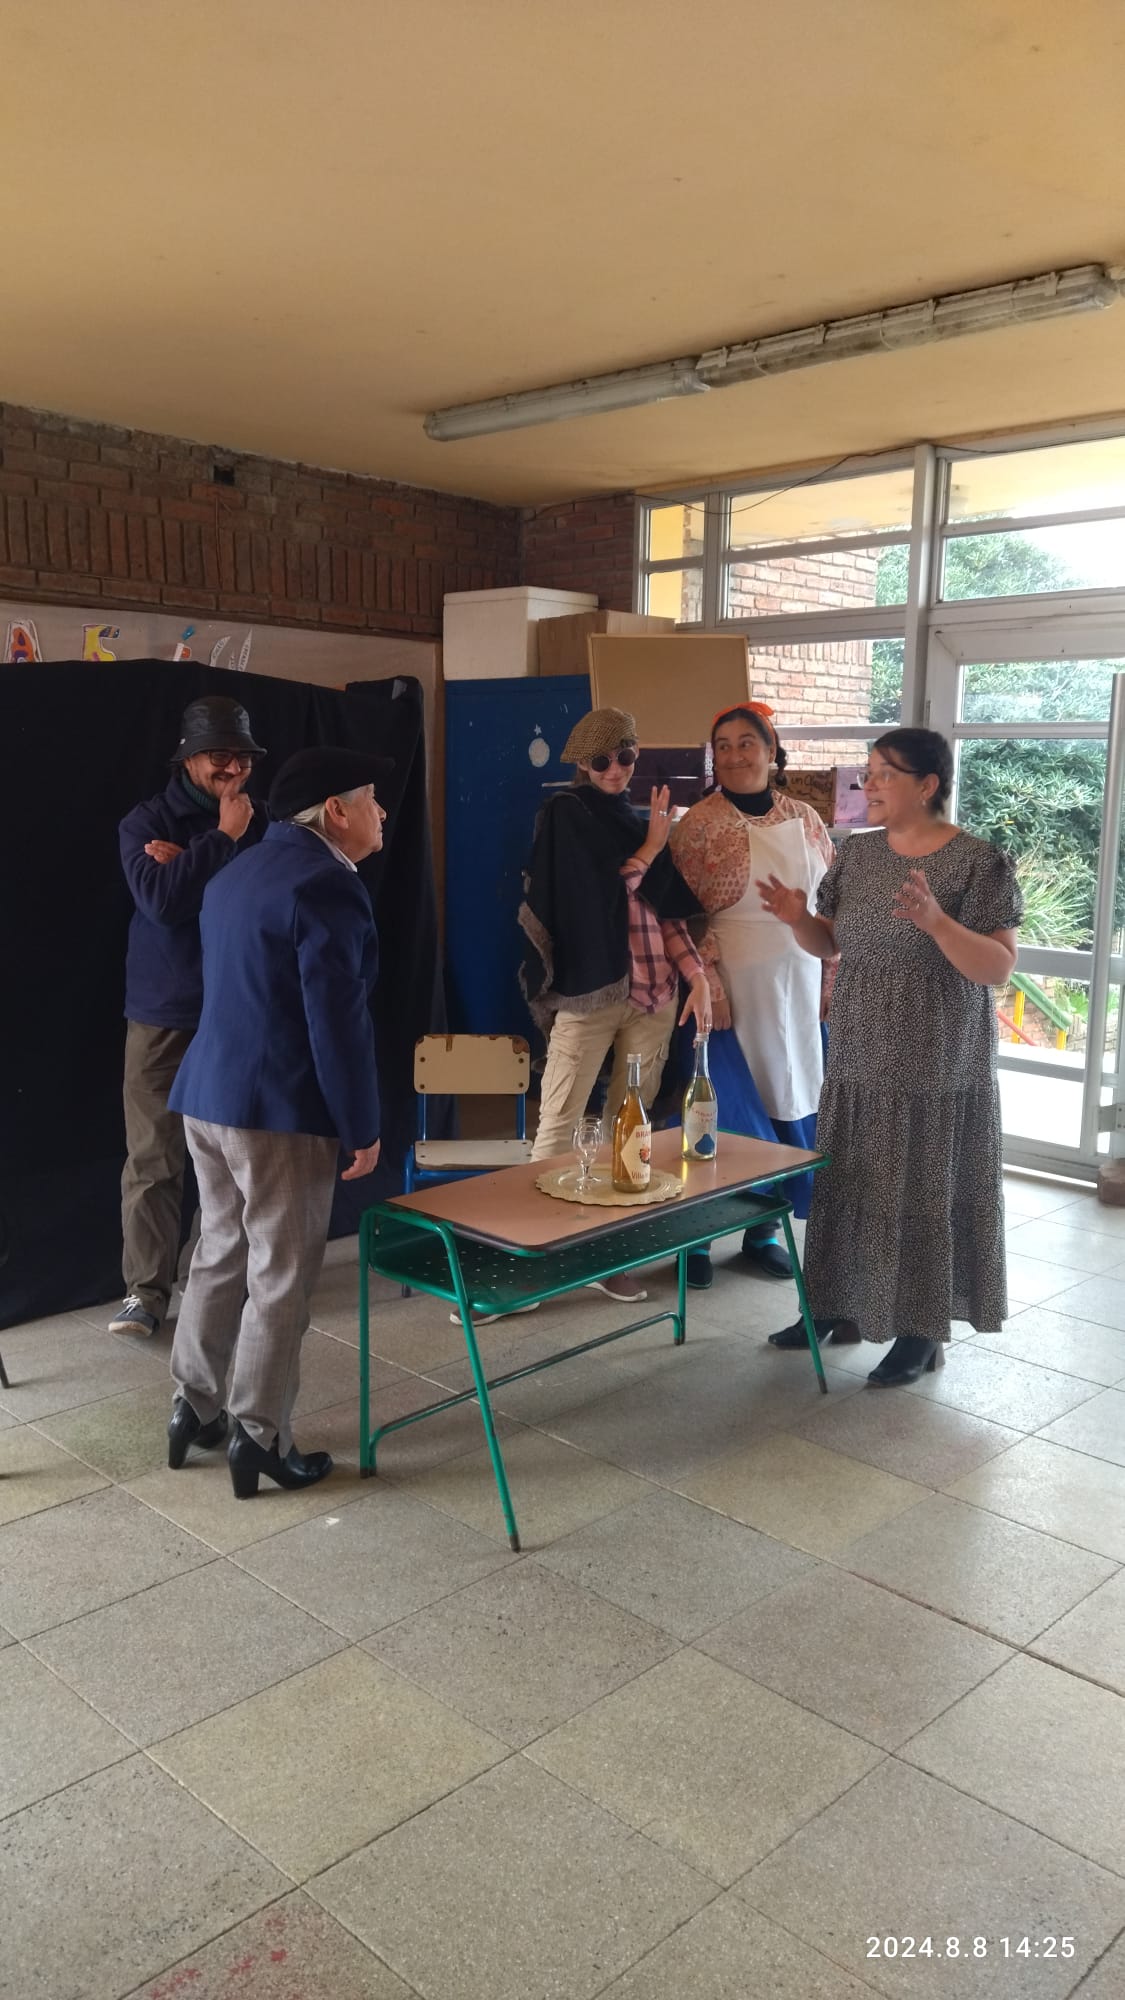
[{"xmin": 572, "ymin": 1116, "xmax": 603, "ymax": 1193}]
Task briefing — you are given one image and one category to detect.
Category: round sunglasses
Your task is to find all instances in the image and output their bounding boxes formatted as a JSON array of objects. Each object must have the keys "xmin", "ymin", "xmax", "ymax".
[{"xmin": 588, "ymin": 746, "xmax": 638, "ymax": 772}]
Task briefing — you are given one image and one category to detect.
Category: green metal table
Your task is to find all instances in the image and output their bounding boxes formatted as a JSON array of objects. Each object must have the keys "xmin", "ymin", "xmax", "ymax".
[{"xmin": 360, "ymin": 1128, "xmax": 827, "ymax": 1549}]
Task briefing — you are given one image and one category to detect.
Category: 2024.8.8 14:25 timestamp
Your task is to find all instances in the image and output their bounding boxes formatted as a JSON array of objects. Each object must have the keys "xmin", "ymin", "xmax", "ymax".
[{"xmin": 867, "ymin": 1937, "xmax": 1076, "ymax": 1961}]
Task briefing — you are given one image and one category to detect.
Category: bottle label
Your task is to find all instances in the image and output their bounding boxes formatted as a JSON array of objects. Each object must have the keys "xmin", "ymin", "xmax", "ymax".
[
  {"xmin": 618, "ymin": 1121, "xmax": 652, "ymax": 1188},
  {"xmin": 684, "ymin": 1102, "xmax": 718, "ymax": 1159}
]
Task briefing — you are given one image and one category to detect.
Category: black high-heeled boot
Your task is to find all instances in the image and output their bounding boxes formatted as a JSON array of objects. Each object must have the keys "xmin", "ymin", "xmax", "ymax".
[
  {"xmin": 227, "ymin": 1421, "xmax": 333, "ymax": 1499},
  {"xmin": 167, "ymin": 1398, "xmax": 228, "ymax": 1469},
  {"xmin": 867, "ymin": 1336, "xmax": 938, "ymax": 1387},
  {"xmin": 768, "ymin": 1316, "xmax": 862, "ymax": 1349}
]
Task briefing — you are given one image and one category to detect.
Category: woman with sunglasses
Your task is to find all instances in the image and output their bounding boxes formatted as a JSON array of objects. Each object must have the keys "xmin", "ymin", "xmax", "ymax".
[
  {"xmin": 669, "ymin": 701, "xmax": 836, "ymax": 1288},
  {"xmin": 521, "ymin": 707, "xmax": 710, "ymax": 1299},
  {"xmin": 759, "ymin": 727, "xmax": 1021, "ymax": 1385}
]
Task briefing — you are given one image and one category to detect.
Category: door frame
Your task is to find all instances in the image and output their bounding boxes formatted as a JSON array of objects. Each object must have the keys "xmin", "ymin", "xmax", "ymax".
[{"xmin": 927, "ymin": 614, "xmax": 1125, "ymax": 1179}]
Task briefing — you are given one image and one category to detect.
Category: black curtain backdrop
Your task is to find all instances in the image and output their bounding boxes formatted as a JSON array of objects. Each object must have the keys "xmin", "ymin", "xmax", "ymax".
[{"xmin": 0, "ymin": 659, "xmax": 447, "ymax": 1330}]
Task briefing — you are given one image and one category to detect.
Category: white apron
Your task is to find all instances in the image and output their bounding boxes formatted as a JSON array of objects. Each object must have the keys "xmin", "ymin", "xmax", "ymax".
[{"xmin": 711, "ymin": 816, "xmax": 827, "ymax": 1123}]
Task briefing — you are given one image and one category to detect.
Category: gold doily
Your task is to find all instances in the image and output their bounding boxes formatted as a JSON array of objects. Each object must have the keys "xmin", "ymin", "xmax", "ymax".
[{"xmin": 536, "ymin": 1164, "xmax": 684, "ymax": 1208}]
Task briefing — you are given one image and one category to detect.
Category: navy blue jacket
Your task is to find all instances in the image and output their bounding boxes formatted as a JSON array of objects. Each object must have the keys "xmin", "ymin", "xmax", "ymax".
[
  {"xmin": 169, "ymin": 822, "xmax": 380, "ymax": 1151},
  {"xmin": 119, "ymin": 775, "xmax": 268, "ymax": 1029}
]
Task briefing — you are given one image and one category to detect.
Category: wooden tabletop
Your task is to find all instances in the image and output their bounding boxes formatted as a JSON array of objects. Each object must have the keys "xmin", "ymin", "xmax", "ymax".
[{"xmin": 387, "ymin": 1128, "xmax": 821, "ymax": 1254}]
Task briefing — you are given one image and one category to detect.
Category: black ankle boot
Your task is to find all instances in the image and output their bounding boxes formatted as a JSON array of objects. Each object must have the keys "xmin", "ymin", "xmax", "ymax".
[
  {"xmin": 167, "ymin": 1398, "xmax": 228, "ymax": 1469},
  {"xmin": 867, "ymin": 1336, "xmax": 938, "ymax": 1387},
  {"xmin": 768, "ymin": 1316, "xmax": 837, "ymax": 1349},
  {"xmin": 227, "ymin": 1421, "xmax": 333, "ymax": 1499}
]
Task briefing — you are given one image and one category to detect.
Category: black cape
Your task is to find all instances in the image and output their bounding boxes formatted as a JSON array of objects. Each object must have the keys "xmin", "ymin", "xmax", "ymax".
[{"xmin": 519, "ymin": 785, "xmax": 701, "ymax": 1030}]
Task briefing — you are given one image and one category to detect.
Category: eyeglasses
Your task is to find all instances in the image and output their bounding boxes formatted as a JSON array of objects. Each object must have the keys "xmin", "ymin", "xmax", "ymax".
[
  {"xmin": 588, "ymin": 747, "xmax": 638, "ymax": 772},
  {"xmin": 206, "ymin": 750, "xmax": 254, "ymax": 769}
]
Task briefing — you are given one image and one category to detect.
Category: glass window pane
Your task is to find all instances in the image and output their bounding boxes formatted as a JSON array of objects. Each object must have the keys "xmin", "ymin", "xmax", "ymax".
[
  {"xmin": 961, "ymin": 659, "xmax": 1125, "ymax": 724},
  {"xmin": 645, "ymin": 565, "xmax": 702, "ymax": 623},
  {"xmin": 743, "ymin": 637, "xmax": 903, "ymax": 729},
  {"xmin": 725, "ymin": 545, "xmax": 900, "ymax": 618},
  {"xmin": 957, "ymin": 737, "xmax": 1106, "ymax": 947},
  {"xmin": 998, "ymin": 1060, "xmax": 1083, "ymax": 1150},
  {"xmin": 947, "ymin": 435, "xmax": 1125, "ymax": 524},
  {"xmin": 727, "ymin": 467, "xmax": 915, "ymax": 548},
  {"xmin": 645, "ymin": 502, "xmax": 704, "ymax": 562},
  {"xmin": 941, "ymin": 522, "xmax": 1125, "ymax": 599}
]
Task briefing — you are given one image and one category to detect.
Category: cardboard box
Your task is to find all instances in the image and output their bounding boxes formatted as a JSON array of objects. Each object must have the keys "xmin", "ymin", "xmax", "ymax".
[
  {"xmin": 587, "ymin": 633, "xmax": 751, "ymax": 746},
  {"xmin": 778, "ymin": 766, "xmax": 867, "ymax": 826},
  {"xmin": 537, "ymin": 609, "xmax": 676, "ymax": 677},
  {"xmin": 443, "ymin": 586, "xmax": 597, "ymax": 679}
]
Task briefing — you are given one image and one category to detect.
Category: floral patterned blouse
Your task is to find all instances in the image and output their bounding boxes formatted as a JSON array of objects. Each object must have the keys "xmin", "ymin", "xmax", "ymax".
[{"xmin": 670, "ymin": 786, "xmax": 838, "ymax": 1008}]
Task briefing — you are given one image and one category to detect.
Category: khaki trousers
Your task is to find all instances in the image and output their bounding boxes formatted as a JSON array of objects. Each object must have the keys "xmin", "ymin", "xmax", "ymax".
[
  {"xmin": 121, "ymin": 1021, "xmax": 193, "ymax": 1319},
  {"xmin": 171, "ymin": 1119, "xmax": 338, "ymax": 1453},
  {"xmin": 532, "ymin": 997, "xmax": 676, "ymax": 1161}
]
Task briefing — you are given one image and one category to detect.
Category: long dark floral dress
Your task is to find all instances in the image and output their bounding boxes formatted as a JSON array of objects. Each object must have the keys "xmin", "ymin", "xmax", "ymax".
[{"xmin": 802, "ymin": 828, "xmax": 1022, "ymax": 1345}]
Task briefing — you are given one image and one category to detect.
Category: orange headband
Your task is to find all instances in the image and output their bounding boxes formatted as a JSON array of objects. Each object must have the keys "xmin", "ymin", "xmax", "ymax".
[{"xmin": 711, "ymin": 701, "xmax": 778, "ymax": 760}]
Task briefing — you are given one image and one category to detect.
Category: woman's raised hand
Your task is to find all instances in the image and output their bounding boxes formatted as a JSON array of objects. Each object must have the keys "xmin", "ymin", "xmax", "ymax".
[
  {"xmin": 756, "ymin": 873, "xmax": 808, "ymax": 927},
  {"xmin": 641, "ymin": 784, "xmax": 674, "ymax": 858},
  {"xmin": 892, "ymin": 867, "xmax": 942, "ymax": 935}
]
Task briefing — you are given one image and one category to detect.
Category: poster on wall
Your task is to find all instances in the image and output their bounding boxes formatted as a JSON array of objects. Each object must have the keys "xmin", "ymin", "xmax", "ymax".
[
  {"xmin": 4, "ymin": 618, "xmax": 41, "ymax": 663},
  {"xmin": 0, "ymin": 598, "xmax": 433, "ymax": 692}
]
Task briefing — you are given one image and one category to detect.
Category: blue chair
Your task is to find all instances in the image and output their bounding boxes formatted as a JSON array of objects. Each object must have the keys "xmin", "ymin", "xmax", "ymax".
[{"xmin": 403, "ymin": 1034, "xmax": 533, "ymax": 1194}]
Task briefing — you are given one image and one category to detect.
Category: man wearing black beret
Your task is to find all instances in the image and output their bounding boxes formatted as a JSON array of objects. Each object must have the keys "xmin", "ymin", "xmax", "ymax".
[
  {"xmin": 111, "ymin": 696, "xmax": 268, "ymax": 1339},
  {"xmin": 166, "ymin": 745, "xmax": 390, "ymax": 1498}
]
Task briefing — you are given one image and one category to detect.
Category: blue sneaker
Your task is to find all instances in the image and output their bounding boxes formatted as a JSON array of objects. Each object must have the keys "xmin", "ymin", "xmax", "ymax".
[{"xmin": 108, "ymin": 1295, "xmax": 159, "ymax": 1338}]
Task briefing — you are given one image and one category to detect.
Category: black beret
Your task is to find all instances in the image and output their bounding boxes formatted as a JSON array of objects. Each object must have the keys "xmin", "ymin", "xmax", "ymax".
[{"xmin": 268, "ymin": 746, "xmax": 393, "ymax": 819}]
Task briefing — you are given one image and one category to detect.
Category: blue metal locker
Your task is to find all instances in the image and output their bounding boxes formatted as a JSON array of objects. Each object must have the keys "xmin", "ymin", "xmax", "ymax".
[{"xmin": 444, "ymin": 676, "xmax": 590, "ymax": 1041}]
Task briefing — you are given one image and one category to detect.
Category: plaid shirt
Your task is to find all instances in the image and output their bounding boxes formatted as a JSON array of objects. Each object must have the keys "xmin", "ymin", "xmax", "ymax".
[{"xmin": 620, "ymin": 857, "xmax": 705, "ymax": 1013}]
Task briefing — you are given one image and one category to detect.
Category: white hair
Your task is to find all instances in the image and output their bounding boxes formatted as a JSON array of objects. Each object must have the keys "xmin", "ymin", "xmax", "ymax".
[{"xmin": 290, "ymin": 785, "xmax": 369, "ymax": 835}]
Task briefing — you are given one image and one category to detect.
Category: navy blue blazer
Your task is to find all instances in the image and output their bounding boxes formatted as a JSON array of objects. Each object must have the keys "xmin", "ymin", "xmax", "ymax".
[
  {"xmin": 119, "ymin": 774, "xmax": 268, "ymax": 1030},
  {"xmin": 169, "ymin": 822, "xmax": 380, "ymax": 1151}
]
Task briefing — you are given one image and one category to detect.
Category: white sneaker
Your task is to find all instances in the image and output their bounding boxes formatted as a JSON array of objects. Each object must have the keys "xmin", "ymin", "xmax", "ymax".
[
  {"xmin": 587, "ymin": 1275, "xmax": 649, "ymax": 1303},
  {"xmin": 449, "ymin": 1301, "xmax": 541, "ymax": 1327}
]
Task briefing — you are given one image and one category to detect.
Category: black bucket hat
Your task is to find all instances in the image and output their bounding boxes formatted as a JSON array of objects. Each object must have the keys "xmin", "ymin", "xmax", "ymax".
[{"xmin": 175, "ymin": 696, "xmax": 266, "ymax": 762}]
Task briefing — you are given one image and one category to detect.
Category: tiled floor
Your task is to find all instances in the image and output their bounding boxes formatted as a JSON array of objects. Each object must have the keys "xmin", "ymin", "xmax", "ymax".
[{"xmin": 2, "ymin": 1170, "xmax": 1125, "ymax": 1999}]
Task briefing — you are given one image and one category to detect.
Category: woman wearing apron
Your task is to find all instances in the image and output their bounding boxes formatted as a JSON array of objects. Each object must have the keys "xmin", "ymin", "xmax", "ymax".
[{"xmin": 670, "ymin": 703, "xmax": 836, "ymax": 1289}]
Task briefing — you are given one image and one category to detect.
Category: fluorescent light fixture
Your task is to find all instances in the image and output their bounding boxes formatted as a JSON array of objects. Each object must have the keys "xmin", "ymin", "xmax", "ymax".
[
  {"xmin": 424, "ymin": 265, "xmax": 1121, "ymax": 441},
  {"xmin": 424, "ymin": 358, "xmax": 708, "ymax": 442},
  {"xmin": 696, "ymin": 264, "xmax": 1119, "ymax": 384}
]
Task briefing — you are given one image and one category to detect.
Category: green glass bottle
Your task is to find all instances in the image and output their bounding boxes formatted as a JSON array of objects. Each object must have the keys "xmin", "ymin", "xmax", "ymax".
[{"xmin": 682, "ymin": 1031, "xmax": 718, "ymax": 1160}]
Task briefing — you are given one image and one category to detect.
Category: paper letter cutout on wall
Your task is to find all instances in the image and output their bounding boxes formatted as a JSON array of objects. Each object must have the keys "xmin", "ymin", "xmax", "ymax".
[
  {"xmin": 4, "ymin": 619, "xmax": 41, "ymax": 663},
  {"xmin": 82, "ymin": 624, "xmax": 120, "ymax": 661}
]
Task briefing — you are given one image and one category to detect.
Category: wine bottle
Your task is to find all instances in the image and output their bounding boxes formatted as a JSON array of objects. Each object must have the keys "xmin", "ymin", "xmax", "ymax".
[
  {"xmin": 682, "ymin": 1031, "xmax": 718, "ymax": 1160},
  {"xmin": 612, "ymin": 1052, "xmax": 652, "ymax": 1192}
]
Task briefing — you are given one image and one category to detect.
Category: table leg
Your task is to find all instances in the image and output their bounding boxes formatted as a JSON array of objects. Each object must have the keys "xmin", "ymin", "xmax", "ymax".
[
  {"xmin": 675, "ymin": 1249, "xmax": 687, "ymax": 1345},
  {"xmin": 444, "ymin": 1231, "xmax": 522, "ymax": 1551},
  {"xmin": 782, "ymin": 1211, "xmax": 827, "ymax": 1393},
  {"xmin": 359, "ymin": 1212, "xmax": 375, "ymax": 1474}
]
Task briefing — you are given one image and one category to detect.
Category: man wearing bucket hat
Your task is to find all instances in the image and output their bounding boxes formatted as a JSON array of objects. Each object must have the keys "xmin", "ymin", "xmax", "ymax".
[
  {"xmin": 110, "ymin": 696, "xmax": 268, "ymax": 1339},
  {"xmin": 166, "ymin": 745, "xmax": 390, "ymax": 1498},
  {"xmin": 520, "ymin": 706, "xmax": 711, "ymax": 1303}
]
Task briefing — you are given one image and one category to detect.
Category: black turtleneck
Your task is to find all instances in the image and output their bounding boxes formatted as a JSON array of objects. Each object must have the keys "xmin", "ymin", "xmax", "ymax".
[{"xmin": 721, "ymin": 784, "xmax": 774, "ymax": 818}]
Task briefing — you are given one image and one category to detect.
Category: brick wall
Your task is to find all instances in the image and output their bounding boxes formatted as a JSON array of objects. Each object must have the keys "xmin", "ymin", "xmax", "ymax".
[
  {"xmin": 519, "ymin": 494, "xmax": 636, "ymax": 610},
  {"xmin": 0, "ymin": 403, "xmax": 521, "ymax": 641}
]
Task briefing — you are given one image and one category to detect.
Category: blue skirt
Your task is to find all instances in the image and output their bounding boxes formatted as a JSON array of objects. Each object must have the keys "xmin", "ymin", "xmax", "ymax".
[{"xmin": 675, "ymin": 1024, "xmax": 822, "ymax": 1220}]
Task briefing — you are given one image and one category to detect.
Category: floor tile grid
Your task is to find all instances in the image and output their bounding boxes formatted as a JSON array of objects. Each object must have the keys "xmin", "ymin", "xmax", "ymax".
[
  {"xmin": 6, "ymin": 1168, "xmax": 1120, "ymax": 2000},
  {"xmin": 317, "ymin": 1440, "xmax": 1125, "ymax": 1965}
]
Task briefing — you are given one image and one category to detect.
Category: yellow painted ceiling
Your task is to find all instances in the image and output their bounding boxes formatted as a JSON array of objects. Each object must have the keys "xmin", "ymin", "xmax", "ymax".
[{"xmin": 5, "ymin": 0, "xmax": 1125, "ymax": 505}]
